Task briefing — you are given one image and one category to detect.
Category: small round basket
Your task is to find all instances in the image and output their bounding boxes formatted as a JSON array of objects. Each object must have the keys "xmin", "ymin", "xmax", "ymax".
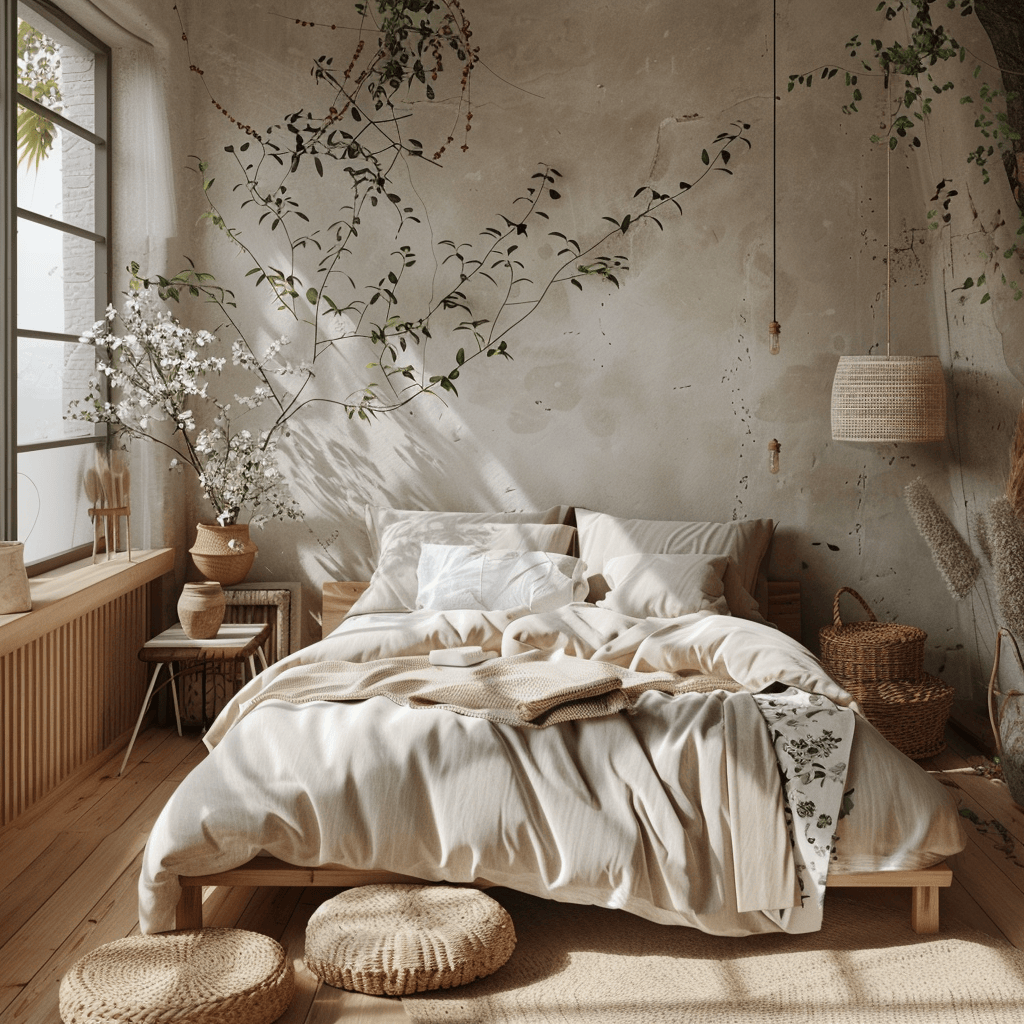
[
  {"xmin": 58, "ymin": 928, "xmax": 293, "ymax": 1024},
  {"xmin": 847, "ymin": 674, "xmax": 955, "ymax": 761},
  {"xmin": 819, "ymin": 587, "xmax": 927, "ymax": 685},
  {"xmin": 304, "ymin": 884, "xmax": 516, "ymax": 997}
]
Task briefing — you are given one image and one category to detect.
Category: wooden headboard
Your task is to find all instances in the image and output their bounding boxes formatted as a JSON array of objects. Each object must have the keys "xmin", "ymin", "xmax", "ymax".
[
  {"xmin": 322, "ymin": 581, "xmax": 369, "ymax": 638},
  {"xmin": 321, "ymin": 580, "xmax": 802, "ymax": 643}
]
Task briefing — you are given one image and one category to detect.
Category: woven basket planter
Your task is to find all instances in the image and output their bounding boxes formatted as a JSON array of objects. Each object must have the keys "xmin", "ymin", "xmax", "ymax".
[
  {"xmin": 189, "ymin": 523, "xmax": 258, "ymax": 585},
  {"xmin": 846, "ymin": 674, "xmax": 955, "ymax": 761},
  {"xmin": 819, "ymin": 587, "xmax": 927, "ymax": 686}
]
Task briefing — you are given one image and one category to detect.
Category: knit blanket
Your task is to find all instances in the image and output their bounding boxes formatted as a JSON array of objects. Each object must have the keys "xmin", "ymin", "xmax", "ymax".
[{"xmin": 213, "ymin": 649, "xmax": 738, "ymax": 736}]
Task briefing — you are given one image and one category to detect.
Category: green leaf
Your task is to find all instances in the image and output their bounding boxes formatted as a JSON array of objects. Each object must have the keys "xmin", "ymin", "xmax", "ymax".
[
  {"xmin": 306, "ymin": 287, "xmax": 318, "ymax": 303},
  {"xmin": 701, "ymin": 149, "xmax": 710, "ymax": 165}
]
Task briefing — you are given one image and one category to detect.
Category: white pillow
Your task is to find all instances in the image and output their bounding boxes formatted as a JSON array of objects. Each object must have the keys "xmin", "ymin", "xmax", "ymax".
[
  {"xmin": 597, "ymin": 553, "xmax": 730, "ymax": 619},
  {"xmin": 350, "ymin": 520, "xmax": 578, "ymax": 616},
  {"xmin": 416, "ymin": 544, "xmax": 588, "ymax": 613},
  {"xmin": 575, "ymin": 509, "xmax": 773, "ymax": 621},
  {"xmin": 363, "ymin": 505, "xmax": 569, "ymax": 562}
]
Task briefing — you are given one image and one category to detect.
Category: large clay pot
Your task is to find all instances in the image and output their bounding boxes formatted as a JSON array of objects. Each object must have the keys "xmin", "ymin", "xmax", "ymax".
[
  {"xmin": 988, "ymin": 627, "xmax": 1024, "ymax": 809},
  {"xmin": 0, "ymin": 541, "xmax": 32, "ymax": 614},
  {"xmin": 189, "ymin": 523, "xmax": 258, "ymax": 585},
  {"xmin": 177, "ymin": 582, "xmax": 226, "ymax": 639}
]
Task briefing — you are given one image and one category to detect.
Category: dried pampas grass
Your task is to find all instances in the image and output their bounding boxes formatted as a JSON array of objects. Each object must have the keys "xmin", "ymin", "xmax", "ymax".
[
  {"xmin": 905, "ymin": 478, "xmax": 981, "ymax": 599},
  {"xmin": 985, "ymin": 495, "xmax": 1024, "ymax": 638},
  {"xmin": 974, "ymin": 510, "xmax": 993, "ymax": 564}
]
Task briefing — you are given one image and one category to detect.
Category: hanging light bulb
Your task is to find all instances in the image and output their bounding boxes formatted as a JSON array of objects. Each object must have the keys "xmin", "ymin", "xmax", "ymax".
[{"xmin": 769, "ymin": 2, "xmax": 781, "ymax": 354}]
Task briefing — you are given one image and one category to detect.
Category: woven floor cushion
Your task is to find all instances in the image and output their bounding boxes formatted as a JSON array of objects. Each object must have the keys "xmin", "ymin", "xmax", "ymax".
[
  {"xmin": 304, "ymin": 883, "xmax": 516, "ymax": 996},
  {"xmin": 58, "ymin": 928, "xmax": 294, "ymax": 1024}
]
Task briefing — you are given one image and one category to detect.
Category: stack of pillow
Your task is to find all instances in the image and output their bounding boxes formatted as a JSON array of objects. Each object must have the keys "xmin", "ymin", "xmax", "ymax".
[{"xmin": 348, "ymin": 504, "xmax": 775, "ymax": 623}]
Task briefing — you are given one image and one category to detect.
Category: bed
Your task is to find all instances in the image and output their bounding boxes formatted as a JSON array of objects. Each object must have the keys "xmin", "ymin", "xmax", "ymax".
[{"xmin": 139, "ymin": 506, "xmax": 965, "ymax": 938}]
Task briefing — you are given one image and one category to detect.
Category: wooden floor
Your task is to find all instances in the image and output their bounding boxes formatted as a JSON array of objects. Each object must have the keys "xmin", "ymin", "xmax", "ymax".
[{"xmin": 1, "ymin": 724, "xmax": 1023, "ymax": 1024}]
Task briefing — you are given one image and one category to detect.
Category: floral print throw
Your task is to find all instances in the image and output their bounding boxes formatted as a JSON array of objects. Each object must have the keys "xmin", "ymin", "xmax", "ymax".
[{"xmin": 753, "ymin": 686, "xmax": 856, "ymax": 933}]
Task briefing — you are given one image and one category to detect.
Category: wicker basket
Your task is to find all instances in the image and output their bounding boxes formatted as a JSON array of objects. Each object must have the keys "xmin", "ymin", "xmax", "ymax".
[
  {"xmin": 819, "ymin": 587, "xmax": 927, "ymax": 685},
  {"xmin": 845, "ymin": 674, "xmax": 955, "ymax": 760}
]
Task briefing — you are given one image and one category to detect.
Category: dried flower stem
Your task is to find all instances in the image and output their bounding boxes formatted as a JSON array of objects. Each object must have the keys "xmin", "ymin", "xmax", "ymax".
[
  {"xmin": 985, "ymin": 496, "xmax": 1024, "ymax": 638},
  {"xmin": 905, "ymin": 478, "xmax": 980, "ymax": 599}
]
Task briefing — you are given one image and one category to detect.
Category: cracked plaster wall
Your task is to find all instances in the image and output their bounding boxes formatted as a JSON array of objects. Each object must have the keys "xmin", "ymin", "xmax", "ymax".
[{"xmin": 80, "ymin": 0, "xmax": 1024, "ymax": 719}]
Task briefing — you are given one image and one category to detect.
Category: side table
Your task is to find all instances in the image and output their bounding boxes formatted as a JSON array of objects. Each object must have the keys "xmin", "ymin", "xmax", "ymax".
[{"xmin": 119, "ymin": 621, "xmax": 272, "ymax": 775}]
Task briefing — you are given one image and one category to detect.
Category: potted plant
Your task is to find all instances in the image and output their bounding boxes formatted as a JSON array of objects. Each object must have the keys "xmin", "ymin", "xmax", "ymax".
[{"xmin": 67, "ymin": 290, "xmax": 303, "ymax": 583}]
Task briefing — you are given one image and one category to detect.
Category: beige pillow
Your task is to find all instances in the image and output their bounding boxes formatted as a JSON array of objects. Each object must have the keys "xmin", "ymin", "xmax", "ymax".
[
  {"xmin": 350, "ymin": 520, "xmax": 578, "ymax": 616},
  {"xmin": 575, "ymin": 509, "xmax": 774, "ymax": 620},
  {"xmin": 364, "ymin": 505, "xmax": 569, "ymax": 562},
  {"xmin": 597, "ymin": 553, "xmax": 731, "ymax": 619}
]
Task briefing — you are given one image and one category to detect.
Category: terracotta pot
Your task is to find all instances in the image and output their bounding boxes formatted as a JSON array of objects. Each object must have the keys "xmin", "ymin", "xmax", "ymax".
[
  {"xmin": 177, "ymin": 582, "xmax": 226, "ymax": 639},
  {"xmin": 988, "ymin": 627, "xmax": 1024, "ymax": 809},
  {"xmin": 189, "ymin": 523, "xmax": 258, "ymax": 585},
  {"xmin": 0, "ymin": 541, "xmax": 32, "ymax": 614}
]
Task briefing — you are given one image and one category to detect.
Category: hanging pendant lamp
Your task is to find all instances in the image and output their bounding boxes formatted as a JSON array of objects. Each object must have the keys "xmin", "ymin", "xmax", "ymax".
[
  {"xmin": 830, "ymin": 74, "xmax": 946, "ymax": 443},
  {"xmin": 831, "ymin": 355, "xmax": 946, "ymax": 441}
]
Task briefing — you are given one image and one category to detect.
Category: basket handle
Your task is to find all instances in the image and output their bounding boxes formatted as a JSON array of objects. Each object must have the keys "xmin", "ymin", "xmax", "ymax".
[
  {"xmin": 987, "ymin": 627, "xmax": 1024, "ymax": 761},
  {"xmin": 832, "ymin": 587, "xmax": 877, "ymax": 627}
]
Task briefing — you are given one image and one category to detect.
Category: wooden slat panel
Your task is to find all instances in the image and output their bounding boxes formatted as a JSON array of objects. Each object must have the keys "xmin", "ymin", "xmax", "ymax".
[{"xmin": 0, "ymin": 551, "xmax": 173, "ymax": 825}]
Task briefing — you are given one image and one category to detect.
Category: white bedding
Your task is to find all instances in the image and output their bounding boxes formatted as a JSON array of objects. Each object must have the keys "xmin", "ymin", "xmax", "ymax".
[{"xmin": 138, "ymin": 605, "xmax": 965, "ymax": 936}]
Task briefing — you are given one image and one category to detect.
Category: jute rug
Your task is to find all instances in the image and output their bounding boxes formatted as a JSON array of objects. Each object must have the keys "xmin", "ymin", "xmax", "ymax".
[{"xmin": 402, "ymin": 888, "xmax": 1024, "ymax": 1023}]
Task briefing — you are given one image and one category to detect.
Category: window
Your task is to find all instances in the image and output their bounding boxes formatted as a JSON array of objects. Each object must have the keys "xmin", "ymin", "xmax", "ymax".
[{"xmin": 2, "ymin": 0, "xmax": 110, "ymax": 569}]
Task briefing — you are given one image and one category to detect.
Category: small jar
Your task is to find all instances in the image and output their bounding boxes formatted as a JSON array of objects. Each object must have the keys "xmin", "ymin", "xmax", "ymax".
[
  {"xmin": 177, "ymin": 582, "xmax": 226, "ymax": 639},
  {"xmin": 0, "ymin": 541, "xmax": 32, "ymax": 614}
]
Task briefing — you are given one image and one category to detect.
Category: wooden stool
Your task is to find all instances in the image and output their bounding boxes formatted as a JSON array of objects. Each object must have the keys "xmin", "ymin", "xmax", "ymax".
[{"xmin": 120, "ymin": 622, "xmax": 271, "ymax": 775}]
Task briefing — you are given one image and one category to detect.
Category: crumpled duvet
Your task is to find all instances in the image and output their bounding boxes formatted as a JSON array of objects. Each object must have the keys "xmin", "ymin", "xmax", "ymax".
[{"xmin": 138, "ymin": 605, "xmax": 965, "ymax": 935}]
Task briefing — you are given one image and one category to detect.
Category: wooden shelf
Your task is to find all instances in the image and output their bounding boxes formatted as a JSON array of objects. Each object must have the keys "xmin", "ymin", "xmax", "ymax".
[{"xmin": 0, "ymin": 549, "xmax": 174, "ymax": 657}]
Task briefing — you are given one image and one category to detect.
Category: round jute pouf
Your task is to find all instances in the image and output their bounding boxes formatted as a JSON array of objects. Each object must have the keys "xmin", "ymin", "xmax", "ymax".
[
  {"xmin": 58, "ymin": 928, "xmax": 294, "ymax": 1024},
  {"xmin": 304, "ymin": 884, "xmax": 516, "ymax": 996}
]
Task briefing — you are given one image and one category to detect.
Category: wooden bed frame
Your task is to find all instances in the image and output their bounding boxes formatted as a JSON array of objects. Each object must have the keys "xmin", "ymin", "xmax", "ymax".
[
  {"xmin": 173, "ymin": 578, "xmax": 953, "ymax": 935},
  {"xmin": 174, "ymin": 855, "xmax": 952, "ymax": 933}
]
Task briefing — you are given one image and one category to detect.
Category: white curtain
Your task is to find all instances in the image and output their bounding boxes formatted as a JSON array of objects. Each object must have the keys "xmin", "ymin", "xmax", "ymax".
[
  {"xmin": 56, "ymin": 0, "xmax": 186, "ymax": 581},
  {"xmin": 59, "ymin": 0, "xmax": 179, "ymax": 247}
]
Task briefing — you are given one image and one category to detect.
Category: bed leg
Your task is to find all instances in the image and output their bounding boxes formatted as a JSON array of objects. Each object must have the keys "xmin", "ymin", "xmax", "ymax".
[
  {"xmin": 910, "ymin": 885, "xmax": 939, "ymax": 934},
  {"xmin": 176, "ymin": 885, "xmax": 204, "ymax": 931}
]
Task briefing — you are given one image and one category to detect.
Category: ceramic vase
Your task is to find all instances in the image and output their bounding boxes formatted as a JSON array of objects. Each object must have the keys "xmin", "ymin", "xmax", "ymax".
[
  {"xmin": 988, "ymin": 627, "xmax": 1024, "ymax": 809},
  {"xmin": 177, "ymin": 582, "xmax": 226, "ymax": 640},
  {"xmin": 0, "ymin": 541, "xmax": 32, "ymax": 614},
  {"xmin": 999, "ymin": 693, "xmax": 1024, "ymax": 809},
  {"xmin": 189, "ymin": 523, "xmax": 258, "ymax": 585}
]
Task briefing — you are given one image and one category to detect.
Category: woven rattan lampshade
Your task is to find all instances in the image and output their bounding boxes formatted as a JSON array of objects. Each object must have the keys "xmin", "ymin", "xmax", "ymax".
[{"xmin": 831, "ymin": 354, "xmax": 946, "ymax": 442}]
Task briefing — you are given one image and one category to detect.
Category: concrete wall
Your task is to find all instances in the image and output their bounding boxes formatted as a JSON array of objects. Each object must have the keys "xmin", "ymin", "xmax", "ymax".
[{"xmin": 87, "ymin": 0, "xmax": 1024, "ymax": 720}]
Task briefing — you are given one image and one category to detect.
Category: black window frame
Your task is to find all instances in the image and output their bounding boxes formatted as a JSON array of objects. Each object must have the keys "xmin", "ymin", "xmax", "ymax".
[{"xmin": 2, "ymin": 0, "xmax": 112, "ymax": 574}]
